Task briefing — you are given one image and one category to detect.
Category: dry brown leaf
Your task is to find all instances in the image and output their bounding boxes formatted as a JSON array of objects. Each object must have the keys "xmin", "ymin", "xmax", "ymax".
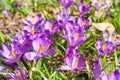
[{"xmin": 92, "ymin": 22, "xmax": 115, "ymax": 34}]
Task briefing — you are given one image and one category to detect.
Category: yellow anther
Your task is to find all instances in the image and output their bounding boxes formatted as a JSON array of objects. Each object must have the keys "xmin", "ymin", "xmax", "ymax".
[
  {"xmin": 72, "ymin": 58, "xmax": 79, "ymax": 68},
  {"xmin": 75, "ymin": 32, "xmax": 79, "ymax": 41},
  {"xmin": 102, "ymin": 44, "xmax": 106, "ymax": 50},
  {"xmin": 31, "ymin": 27, "xmax": 34, "ymax": 34},
  {"xmin": 48, "ymin": 25, "xmax": 53, "ymax": 30},
  {"xmin": 14, "ymin": 70, "xmax": 22, "ymax": 79},
  {"xmin": 111, "ymin": 36, "xmax": 115, "ymax": 41},
  {"xmin": 11, "ymin": 51, "xmax": 16, "ymax": 58},
  {"xmin": 82, "ymin": 20, "xmax": 86, "ymax": 26},
  {"xmin": 39, "ymin": 45, "xmax": 45, "ymax": 53}
]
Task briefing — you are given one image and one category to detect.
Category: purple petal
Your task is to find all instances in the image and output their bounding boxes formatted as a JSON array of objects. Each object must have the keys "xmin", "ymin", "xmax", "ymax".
[
  {"xmin": 42, "ymin": 47, "xmax": 56, "ymax": 56},
  {"xmin": 32, "ymin": 38, "xmax": 41, "ymax": 51},
  {"xmin": 1, "ymin": 43, "xmax": 12, "ymax": 59},
  {"xmin": 94, "ymin": 59, "xmax": 101, "ymax": 80},
  {"xmin": 24, "ymin": 52, "xmax": 37, "ymax": 61},
  {"xmin": 0, "ymin": 66, "xmax": 5, "ymax": 72},
  {"xmin": 59, "ymin": 66, "xmax": 72, "ymax": 70},
  {"xmin": 109, "ymin": 69, "xmax": 120, "ymax": 80},
  {"xmin": 102, "ymin": 31, "xmax": 109, "ymax": 41},
  {"xmin": 98, "ymin": 71, "xmax": 108, "ymax": 80},
  {"xmin": 21, "ymin": 18, "xmax": 31, "ymax": 26},
  {"xmin": 2, "ymin": 9, "xmax": 9, "ymax": 18},
  {"xmin": 114, "ymin": 40, "xmax": 120, "ymax": 46}
]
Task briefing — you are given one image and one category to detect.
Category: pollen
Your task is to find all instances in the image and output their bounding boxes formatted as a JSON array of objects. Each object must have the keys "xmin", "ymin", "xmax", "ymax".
[
  {"xmin": 15, "ymin": 70, "xmax": 22, "ymax": 79},
  {"xmin": 75, "ymin": 32, "xmax": 79, "ymax": 41},
  {"xmin": 39, "ymin": 45, "xmax": 45, "ymax": 53},
  {"xmin": 102, "ymin": 44, "xmax": 106, "ymax": 50},
  {"xmin": 111, "ymin": 36, "xmax": 115, "ymax": 41},
  {"xmin": 72, "ymin": 58, "xmax": 79, "ymax": 68},
  {"xmin": 31, "ymin": 27, "xmax": 34, "ymax": 34},
  {"xmin": 11, "ymin": 51, "xmax": 16, "ymax": 58},
  {"xmin": 82, "ymin": 20, "xmax": 86, "ymax": 26},
  {"xmin": 48, "ymin": 25, "xmax": 53, "ymax": 30}
]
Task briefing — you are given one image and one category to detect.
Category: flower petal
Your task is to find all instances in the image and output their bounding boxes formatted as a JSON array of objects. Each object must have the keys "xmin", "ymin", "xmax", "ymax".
[
  {"xmin": 24, "ymin": 52, "xmax": 37, "ymax": 61},
  {"xmin": 94, "ymin": 59, "xmax": 101, "ymax": 80}
]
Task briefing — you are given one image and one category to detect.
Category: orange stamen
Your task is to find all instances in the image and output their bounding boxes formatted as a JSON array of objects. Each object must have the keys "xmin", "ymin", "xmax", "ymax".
[
  {"xmin": 102, "ymin": 44, "xmax": 106, "ymax": 50},
  {"xmin": 75, "ymin": 32, "xmax": 79, "ymax": 41},
  {"xmin": 39, "ymin": 45, "xmax": 45, "ymax": 53},
  {"xmin": 11, "ymin": 51, "xmax": 16, "ymax": 58}
]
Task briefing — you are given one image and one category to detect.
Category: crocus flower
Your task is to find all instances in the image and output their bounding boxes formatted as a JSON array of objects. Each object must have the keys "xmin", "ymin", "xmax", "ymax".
[
  {"xmin": 0, "ymin": 41, "xmax": 22, "ymax": 64},
  {"xmin": 9, "ymin": 68, "xmax": 28, "ymax": 80},
  {"xmin": 59, "ymin": 47, "xmax": 86, "ymax": 72},
  {"xmin": 77, "ymin": 16, "xmax": 91, "ymax": 30},
  {"xmin": 24, "ymin": 36, "xmax": 56, "ymax": 61},
  {"xmin": 63, "ymin": 22, "xmax": 88, "ymax": 47},
  {"xmin": 41, "ymin": 20, "xmax": 60, "ymax": 35},
  {"xmin": 78, "ymin": 0, "xmax": 91, "ymax": 15},
  {"xmin": 21, "ymin": 14, "xmax": 44, "ymax": 34},
  {"xmin": 59, "ymin": 0, "xmax": 74, "ymax": 9},
  {"xmin": 91, "ymin": 0, "xmax": 106, "ymax": 10},
  {"xmin": 94, "ymin": 59, "xmax": 120, "ymax": 80},
  {"xmin": 95, "ymin": 38, "xmax": 115, "ymax": 56},
  {"xmin": 95, "ymin": 31, "xmax": 116, "ymax": 56}
]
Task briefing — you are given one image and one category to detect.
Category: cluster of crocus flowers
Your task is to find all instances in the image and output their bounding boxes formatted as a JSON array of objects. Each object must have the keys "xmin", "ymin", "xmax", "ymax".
[
  {"xmin": 58, "ymin": 0, "xmax": 92, "ymax": 72},
  {"xmin": 0, "ymin": 0, "xmax": 119, "ymax": 79},
  {"xmin": 94, "ymin": 59, "xmax": 120, "ymax": 80}
]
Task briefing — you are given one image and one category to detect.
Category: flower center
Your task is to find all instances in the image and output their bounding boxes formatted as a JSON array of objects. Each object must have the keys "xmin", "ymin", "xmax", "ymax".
[
  {"xmin": 14, "ymin": 70, "xmax": 22, "ymax": 79},
  {"xmin": 102, "ymin": 44, "xmax": 106, "ymax": 50},
  {"xmin": 31, "ymin": 27, "xmax": 34, "ymax": 34},
  {"xmin": 75, "ymin": 32, "xmax": 79, "ymax": 41},
  {"xmin": 72, "ymin": 58, "xmax": 79, "ymax": 68},
  {"xmin": 48, "ymin": 24, "xmax": 53, "ymax": 30},
  {"xmin": 39, "ymin": 45, "xmax": 45, "ymax": 53},
  {"xmin": 11, "ymin": 51, "xmax": 16, "ymax": 58},
  {"xmin": 82, "ymin": 20, "xmax": 86, "ymax": 26},
  {"xmin": 111, "ymin": 36, "xmax": 115, "ymax": 41}
]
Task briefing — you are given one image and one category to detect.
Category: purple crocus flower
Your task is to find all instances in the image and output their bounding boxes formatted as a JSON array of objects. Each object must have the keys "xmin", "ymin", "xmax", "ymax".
[
  {"xmin": 59, "ymin": 47, "xmax": 86, "ymax": 72},
  {"xmin": 63, "ymin": 22, "xmax": 88, "ymax": 47},
  {"xmin": 77, "ymin": 16, "xmax": 91, "ymax": 30},
  {"xmin": 0, "ymin": 41, "xmax": 22, "ymax": 64},
  {"xmin": 78, "ymin": 0, "xmax": 91, "ymax": 15},
  {"xmin": 41, "ymin": 20, "xmax": 60, "ymax": 35},
  {"xmin": 21, "ymin": 14, "xmax": 44, "ymax": 34},
  {"xmin": 95, "ymin": 31, "xmax": 117, "ymax": 56},
  {"xmin": 91, "ymin": 0, "xmax": 106, "ymax": 10},
  {"xmin": 9, "ymin": 68, "xmax": 28, "ymax": 80},
  {"xmin": 59, "ymin": 0, "xmax": 74, "ymax": 9},
  {"xmin": 24, "ymin": 36, "xmax": 56, "ymax": 61},
  {"xmin": 95, "ymin": 38, "xmax": 115, "ymax": 56},
  {"xmin": 94, "ymin": 59, "xmax": 120, "ymax": 80}
]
